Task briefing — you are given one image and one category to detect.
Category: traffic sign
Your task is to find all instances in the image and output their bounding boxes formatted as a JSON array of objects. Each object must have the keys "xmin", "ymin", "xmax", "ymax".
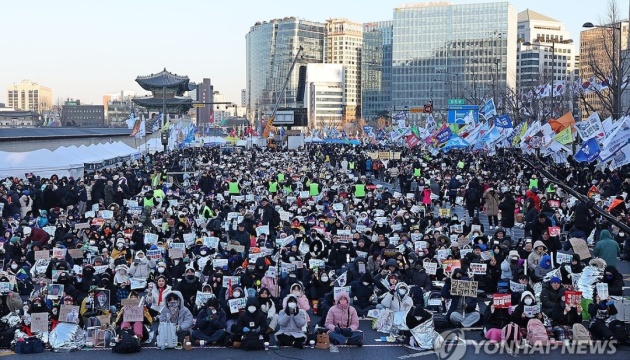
[
  {"xmin": 447, "ymin": 105, "xmax": 478, "ymax": 124},
  {"xmin": 409, "ymin": 104, "xmax": 433, "ymax": 114},
  {"xmin": 448, "ymin": 99, "xmax": 466, "ymax": 105},
  {"xmin": 192, "ymin": 103, "xmax": 205, "ymax": 108}
]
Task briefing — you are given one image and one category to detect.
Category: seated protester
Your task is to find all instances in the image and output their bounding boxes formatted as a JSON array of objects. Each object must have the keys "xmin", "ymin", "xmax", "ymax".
[
  {"xmin": 510, "ymin": 274, "xmax": 535, "ymax": 305},
  {"xmin": 483, "ymin": 299, "xmax": 512, "ymax": 343},
  {"xmin": 492, "ymin": 229, "xmax": 512, "ymax": 248},
  {"xmin": 191, "ymin": 297, "xmax": 227, "ymax": 345},
  {"xmin": 527, "ymin": 241, "xmax": 547, "ymax": 273},
  {"xmin": 517, "ymin": 238, "xmax": 534, "ymax": 261},
  {"xmin": 223, "ymin": 286, "xmax": 246, "ymax": 332},
  {"xmin": 485, "ymin": 257, "xmax": 502, "ymax": 294},
  {"xmin": 559, "ymin": 254, "xmax": 584, "ymax": 285},
  {"xmin": 275, "ymin": 294, "xmax": 308, "ymax": 348},
  {"xmin": 148, "ymin": 261, "xmax": 172, "ymax": 285},
  {"xmin": 128, "ymin": 250, "xmax": 155, "ymax": 285},
  {"xmin": 175, "ymin": 267, "xmax": 202, "ymax": 310},
  {"xmin": 350, "ymin": 273, "xmax": 376, "ymax": 317},
  {"xmin": 260, "ymin": 268, "xmax": 280, "ymax": 299},
  {"xmin": 405, "ymin": 258, "xmax": 432, "ymax": 295},
  {"xmin": 534, "ymin": 254, "xmax": 553, "ymax": 282},
  {"xmin": 551, "ymin": 288, "xmax": 583, "ymax": 326},
  {"xmin": 540, "ymin": 277, "xmax": 563, "ymax": 318},
  {"xmin": 158, "ymin": 291, "xmax": 194, "ymax": 343},
  {"xmin": 324, "ymin": 292, "xmax": 363, "ymax": 346},
  {"xmin": 587, "ymin": 292, "xmax": 617, "ymax": 340},
  {"xmin": 115, "ymin": 291, "xmax": 152, "ymax": 341},
  {"xmin": 258, "ymin": 288, "xmax": 278, "ymax": 331},
  {"xmin": 511, "ymin": 291, "xmax": 543, "ymax": 328},
  {"xmin": 308, "ymin": 269, "xmax": 333, "ymax": 307},
  {"xmin": 500, "ymin": 250, "xmax": 521, "ymax": 281},
  {"xmin": 379, "ymin": 282, "xmax": 413, "ymax": 312},
  {"xmin": 442, "ymin": 269, "xmax": 481, "ymax": 328},
  {"xmin": 282, "ymin": 282, "xmax": 310, "ymax": 312},
  {"xmin": 601, "ymin": 266, "xmax": 624, "ymax": 296},
  {"xmin": 232, "ymin": 297, "xmax": 270, "ymax": 344},
  {"xmin": 146, "ymin": 276, "xmax": 172, "ymax": 317}
]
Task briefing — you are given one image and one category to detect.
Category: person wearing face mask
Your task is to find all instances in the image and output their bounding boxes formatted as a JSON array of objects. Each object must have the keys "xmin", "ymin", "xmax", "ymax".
[
  {"xmin": 600, "ymin": 266, "xmax": 624, "ymax": 296},
  {"xmin": 194, "ymin": 246, "xmax": 212, "ymax": 272},
  {"xmin": 192, "ymin": 296, "xmax": 227, "ymax": 345},
  {"xmin": 511, "ymin": 291, "xmax": 543, "ymax": 328},
  {"xmin": 111, "ymin": 238, "xmax": 132, "ymax": 265},
  {"xmin": 175, "ymin": 267, "xmax": 202, "ymax": 311},
  {"xmin": 325, "ymin": 292, "xmax": 363, "ymax": 346},
  {"xmin": 282, "ymin": 283, "xmax": 310, "ymax": 312},
  {"xmin": 442, "ymin": 269, "xmax": 481, "ymax": 328},
  {"xmin": 275, "ymin": 295, "xmax": 307, "ymax": 348},
  {"xmin": 158, "ymin": 291, "xmax": 194, "ymax": 344},
  {"xmin": 149, "ymin": 261, "xmax": 172, "ymax": 285},
  {"xmin": 128, "ymin": 251, "xmax": 155, "ymax": 285},
  {"xmin": 258, "ymin": 288, "xmax": 278, "ymax": 331},
  {"xmin": 350, "ymin": 273, "xmax": 376, "ymax": 317},
  {"xmin": 232, "ymin": 297, "xmax": 269, "ymax": 346}
]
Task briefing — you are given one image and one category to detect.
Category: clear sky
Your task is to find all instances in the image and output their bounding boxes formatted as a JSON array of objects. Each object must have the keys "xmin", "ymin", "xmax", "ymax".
[{"xmin": 1, "ymin": 0, "xmax": 627, "ymax": 107}]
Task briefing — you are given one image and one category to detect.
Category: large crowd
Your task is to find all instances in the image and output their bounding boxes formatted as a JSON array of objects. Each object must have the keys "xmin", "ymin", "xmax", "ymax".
[{"xmin": 0, "ymin": 143, "xmax": 628, "ymax": 353}]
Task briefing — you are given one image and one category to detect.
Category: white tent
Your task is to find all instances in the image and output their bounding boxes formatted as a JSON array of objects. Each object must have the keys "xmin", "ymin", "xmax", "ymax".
[
  {"xmin": 139, "ymin": 138, "xmax": 164, "ymax": 153},
  {"xmin": 0, "ymin": 149, "xmax": 84, "ymax": 179},
  {"xmin": 304, "ymin": 136, "xmax": 324, "ymax": 143}
]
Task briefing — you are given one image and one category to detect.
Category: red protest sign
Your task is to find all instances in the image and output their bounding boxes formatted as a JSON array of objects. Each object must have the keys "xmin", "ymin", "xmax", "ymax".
[
  {"xmin": 565, "ymin": 291, "xmax": 582, "ymax": 307},
  {"xmin": 493, "ymin": 293, "xmax": 512, "ymax": 308}
]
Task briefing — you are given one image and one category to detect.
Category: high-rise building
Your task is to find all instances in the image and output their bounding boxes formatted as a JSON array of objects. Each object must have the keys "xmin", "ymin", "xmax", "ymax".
[
  {"xmin": 361, "ymin": 21, "xmax": 393, "ymax": 122},
  {"xmin": 7, "ymin": 80, "xmax": 52, "ymax": 112},
  {"xmin": 580, "ymin": 21, "xmax": 630, "ymax": 120},
  {"xmin": 196, "ymin": 78, "xmax": 214, "ymax": 125},
  {"xmin": 392, "ymin": 2, "xmax": 517, "ymax": 122},
  {"xmin": 324, "ymin": 18, "xmax": 363, "ymax": 122},
  {"xmin": 241, "ymin": 89, "xmax": 246, "ymax": 107},
  {"xmin": 517, "ymin": 10, "xmax": 578, "ymax": 119},
  {"xmin": 305, "ymin": 63, "xmax": 344, "ymax": 128},
  {"xmin": 246, "ymin": 17, "xmax": 325, "ymax": 122}
]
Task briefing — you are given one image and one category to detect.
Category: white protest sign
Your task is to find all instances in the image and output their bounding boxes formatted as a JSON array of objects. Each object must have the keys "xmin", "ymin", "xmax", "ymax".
[
  {"xmin": 333, "ymin": 286, "xmax": 351, "ymax": 300},
  {"xmin": 228, "ymin": 298, "xmax": 247, "ymax": 314},
  {"xmin": 203, "ymin": 237, "xmax": 219, "ymax": 249},
  {"xmin": 597, "ymin": 283, "xmax": 609, "ymax": 299},
  {"xmin": 30, "ymin": 313, "xmax": 48, "ymax": 333},
  {"xmin": 509, "ymin": 280, "xmax": 526, "ymax": 293},
  {"xmin": 309, "ymin": 259, "xmax": 326, "ymax": 269},
  {"xmin": 123, "ymin": 300, "xmax": 144, "ymax": 322},
  {"xmin": 43, "ymin": 226, "xmax": 56, "ymax": 237},
  {"xmin": 183, "ymin": 233, "xmax": 195, "ymax": 247},
  {"xmin": 470, "ymin": 263, "xmax": 487, "ymax": 275},
  {"xmin": 424, "ymin": 262, "xmax": 438, "ymax": 275},
  {"xmin": 144, "ymin": 233, "xmax": 158, "ymax": 245},
  {"xmin": 524, "ymin": 305, "xmax": 540, "ymax": 318},
  {"xmin": 222, "ymin": 276, "xmax": 241, "ymax": 288},
  {"xmin": 195, "ymin": 292, "xmax": 215, "ymax": 308},
  {"xmin": 256, "ymin": 226, "xmax": 270, "ymax": 237},
  {"xmin": 212, "ymin": 259, "xmax": 228, "ymax": 269},
  {"xmin": 556, "ymin": 252, "xmax": 573, "ymax": 265}
]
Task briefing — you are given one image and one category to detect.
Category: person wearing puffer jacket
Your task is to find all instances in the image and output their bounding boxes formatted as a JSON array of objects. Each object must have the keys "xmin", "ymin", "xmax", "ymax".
[
  {"xmin": 527, "ymin": 241, "xmax": 547, "ymax": 272},
  {"xmin": 146, "ymin": 275, "xmax": 172, "ymax": 315},
  {"xmin": 378, "ymin": 282, "xmax": 413, "ymax": 312},
  {"xmin": 534, "ymin": 254, "xmax": 553, "ymax": 281},
  {"xmin": 282, "ymin": 282, "xmax": 310, "ymax": 312},
  {"xmin": 128, "ymin": 250, "xmax": 155, "ymax": 282},
  {"xmin": 158, "ymin": 291, "xmax": 194, "ymax": 343},
  {"xmin": 324, "ymin": 292, "xmax": 363, "ymax": 346},
  {"xmin": 275, "ymin": 294, "xmax": 308, "ymax": 348}
]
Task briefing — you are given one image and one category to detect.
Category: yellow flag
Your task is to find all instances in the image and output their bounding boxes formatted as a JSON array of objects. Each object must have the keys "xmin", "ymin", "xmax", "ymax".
[
  {"xmin": 512, "ymin": 122, "xmax": 527, "ymax": 146},
  {"xmin": 554, "ymin": 126, "xmax": 573, "ymax": 145}
]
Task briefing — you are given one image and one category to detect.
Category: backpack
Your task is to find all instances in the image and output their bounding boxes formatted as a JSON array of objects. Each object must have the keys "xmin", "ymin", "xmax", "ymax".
[
  {"xmin": 501, "ymin": 323, "xmax": 523, "ymax": 348},
  {"xmin": 112, "ymin": 329, "xmax": 141, "ymax": 354},
  {"xmin": 608, "ymin": 320, "xmax": 629, "ymax": 343},
  {"xmin": 526, "ymin": 318, "xmax": 549, "ymax": 346},
  {"xmin": 572, "ymin": 323, "xmax": 591, "ymax": 343},
  {"xmin": 272, "ymin": 210, "xmax": 281, "ymax": 227},
  {"xmin": 241, "ymin": 332, "xmax": 264, "ymax": 350}
]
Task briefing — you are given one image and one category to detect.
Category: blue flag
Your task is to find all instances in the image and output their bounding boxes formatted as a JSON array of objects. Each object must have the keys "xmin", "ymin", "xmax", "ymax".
[
  {"xmin": 574, "ymin": 137, "xmax": 601, "ymax": 163},
  {"xmin": 435, "ymin": 126, "xmax": 452, "ymax": 145},
  {"xmin": 495, "ymin": 114, "xmax": 513, "ymax": 128},
  {"xmin": 480, "ymin": 98, "xmax": 497, "ymax": 120}
]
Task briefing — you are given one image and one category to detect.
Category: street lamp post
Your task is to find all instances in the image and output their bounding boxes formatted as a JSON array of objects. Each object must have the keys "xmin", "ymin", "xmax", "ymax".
[
  {"xmin": 524, "ymin": 41, "xmax": 556, "ymax": 118},
  {"xmin": 583, "ymin": 21, "xmax": 623, "ymax": 119}
]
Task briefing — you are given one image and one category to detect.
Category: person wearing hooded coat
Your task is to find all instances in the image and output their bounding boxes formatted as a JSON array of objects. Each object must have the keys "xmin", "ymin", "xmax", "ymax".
[
  {"xmin": 192, "ymin": 296, "xmax": 227, "ymax": 344},
  {"xmin": 483, "ymin": 298, "xmax": 512, "ymax": 343},
  {"xmin": 275, "ymin": 294, "xmax": 308, "ymax": 348},
  {"xmin": 158, "ymin": 291, "xmax": 194, "ymax": 343},
  {"xmin": 128, "ymin": 250, "xmax": 155, "ymax": 282},
  {"xmin": 534, "ymin": 254, "xmax": 553, "ymax": 282},
  {"xmin": 594, "ymin": 229, "xmax": 620, "ymax": 267},
  {"xmin": 379, "ymin": 282, "xmax": 414, "ymax": 312},
  {"xmin": 511, "ymin": 290, "xmax": 543, "ymax": 328},
  {"xmin": 175, "ymin": 267, "xmax": 202, "ymax": 310},
  {"xmin": 325, "ymin": 292, "xmax": 362, "ymax": 346},
  {"xmin": 350, "ymin": 272, "xmax": 376, "ymax": 317},
  {"xmin": 527, "ymin": 240, "xmax": 547, "ymax": 272},
  {"xmin": 601, "ymin": 266, "xmax": 624, "ymax": 296},
  {"xmin": 232, "ymin": 297, "xmax": 270, "ymax": 344}
]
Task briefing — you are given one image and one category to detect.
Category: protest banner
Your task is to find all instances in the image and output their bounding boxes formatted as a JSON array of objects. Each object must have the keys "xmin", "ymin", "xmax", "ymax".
[
  {"xmin": 439, "ymin": 208, "xmax": 451, "ymax": 217},
  {"xmin": 43, "ymin": 226, "xmax": 56, "ymax": 237},
  {"xmin": 569, "ymin": 238, "xmax": 591, "ymax": 259},
  {"xmin": 144, "ymin": 233, "xmax": 158, "ymax": 245},
  {"xmin": 470, "ymin": 263, "xmax": 487, "ymax": 275},
  {"xmin": 146, "ymin": 249, "xmax": 162, "ymax": 260},
  {"xmin": 35, "ymin": 250, "xmax": 50, "ymax": 260},
  {"xmin": 493, "ymin": 293, "xmax": 511, "ymax": 308},
  {"xmin": 0, "ymin": 283, "xmax": 12, "ymax": 295},
  {"xmin": 424, "ymin": 262, "xmax": 438, "ymax": 275},
  {"xmin": 510, "ymin": 280, "xmax": 526, "ymax": 293},
  {"xmin": 68, "ymin": 249, "xmax": 84, "ymax": 259},
  {"xmin": 471, "ymin": 225, "xmax": 482, "ymax": 233},
  {"xmin": 441, "ymin": 259, "xmax": 461, "ymax": 272},
  {"xmin": 524, "ymin": 305, "xmax": 540, "ymax": 318},
  {"xmin": 457, "ymin": 237, "xmax": 471, "ymax": 248},
  {"xmin": 333, "ymin": 286, "xmax": 351, "ymax": 300},
  {"xmin": 212, "ymin": 259, "xmax": 228, "ymax": 270},
  {"xmin": 450, "ymin": 225, "xmax": 463, "ymax": 234},
  {"xmin": 309, "ymin": 259, "xmax": 326, "ymax": 270},
  {"xmin": 59, "ymin": 305, "xmax": 80, "ymax": 324},
  {"xmin": 565, "ymin": 291, "xmax": 582, "ymax": 307},
  {"xmin": 203, "ymin": 237, "xmax": 219, "ymax": 249},
  {"xmin": 228, "ymin": 298, "xmax": 247, "ymax": 314},
  {"xmin": 596, "ymin": 283, "xmax": 609, "ymax": 299},
  {"xmin": 168, "ymin": 249, "xmax": 183, "ymax": 259},
  {"xmin": 195, "ymin": 292, "xmax": 215, "ymax": 308},
  {"xmin": 52, "ymin": 248, "xmax": 67, "ymax": 259},
  {"xmin": 122, "ymin": 299, "xmax": 143, "ymax": 322},
  {"xmin": 30, "ymin": 313, "xmax": 48, "ymax": 333},
  {"xmin": 256, "ymin": 225, "xmax": 270, "ymax": 237},
  {"xmin": 74, "ymin": 222, "xmax": 90, "ymax": 230},
  {"xmin": 336, "ymin": 230, "xmax": 352, "ymax": 243},
  {"xmin": 556, "ymin": 252, "xmax": 573, "ymax": 265},
  {"xmin": 101, "ymin": 210, "xmax": 114, "ymax": 219},
  {"xmin": 227, "ymin": 243, "xmax": 245, "ymax": 253},
  {"xmin": 548, "ymin": 226, "xmax": 561, "ymax": 237},
  {"xmin": 183, "ymin": 233, "xmax": 195, "ymax": 246},
  {"xmin": 222, "ymin": 276, "xmax": 241, "ymax": 288},
  {"xmin": 450, "ymin": 280, "xmax": 478, "ymax": 297}
]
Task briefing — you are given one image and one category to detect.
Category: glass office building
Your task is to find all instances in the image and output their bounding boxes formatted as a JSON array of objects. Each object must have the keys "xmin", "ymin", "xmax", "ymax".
[
  {"xmin": 361, "ymin": 21, "xmax": 393, "ymax": 122},
  {"xmin": 246, "ymin": 18, "xmax": 325, "ymax": 122},
  {"xmin": 392, "ymin": 2, "xmax": 517, "ymax": 121}
]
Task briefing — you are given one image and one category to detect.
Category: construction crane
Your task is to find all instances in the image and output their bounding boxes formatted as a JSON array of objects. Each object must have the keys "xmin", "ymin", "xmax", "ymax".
[{"xmin": 263, "ymin": 46, "xmax": 303, "ymax": 141}]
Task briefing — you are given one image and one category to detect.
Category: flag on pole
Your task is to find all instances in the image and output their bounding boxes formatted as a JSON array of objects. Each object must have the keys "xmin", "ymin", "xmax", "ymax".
[
  {"xmin": 135, "ymin": 120, "xmax": 146, "ymax": 139},
  {"xmin": 574, "ymin": 137, "xmax": 601, "ymax": 163},
  {"xmin": 553, "ymin": 126, "xmax": 573, "ymax": 145}
]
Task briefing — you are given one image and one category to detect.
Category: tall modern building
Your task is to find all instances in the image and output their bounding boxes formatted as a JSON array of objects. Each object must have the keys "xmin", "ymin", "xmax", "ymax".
[
  {"xmin": 7, "ymin": 80, "xmax": 52, "ymax": 112},
  {"xmin": 580, "ymin": 21, "xmax": 630, "ymax": 120},
  {"xmin": 392, "ymin": 2, "xmax": 517, "ymax": 121},
  {"xmin": 324, "ymin": 18, "xmax": 363, "ymax": 122},
  {"xmin": 517, "ymin": 9, "xmax": 578, "ymax": 119},
  {"xmin": 305, "ymin": 63, "xmax": 344, "ymax": 128},
  {"xmin": 196, "ymin": 78, "xmax": 214, "ymax": 125},
  {"xmin": 361, "ymin": 21, "xmax": 393, "ymax": 122},
  {"xmin": 246, "ymin": 17, "xmax": 325, "ymax": 123}
]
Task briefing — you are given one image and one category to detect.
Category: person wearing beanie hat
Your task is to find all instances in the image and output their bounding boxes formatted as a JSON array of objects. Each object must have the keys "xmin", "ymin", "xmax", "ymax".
[{"xmin": 540, "ymin": 276, "xmax": 564, "ymax": 317}]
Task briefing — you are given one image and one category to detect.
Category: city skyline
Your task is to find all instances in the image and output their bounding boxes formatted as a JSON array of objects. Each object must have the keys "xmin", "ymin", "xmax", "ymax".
[{"xmin": 1, "ymin": 0, "xmax": 627, "ymax": 108}]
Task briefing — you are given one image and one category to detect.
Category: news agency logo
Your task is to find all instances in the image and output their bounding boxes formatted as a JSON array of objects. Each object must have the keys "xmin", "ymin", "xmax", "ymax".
[{"xmin": 434, "ymin": 330, "xmax": 618, "ymax": 360}]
